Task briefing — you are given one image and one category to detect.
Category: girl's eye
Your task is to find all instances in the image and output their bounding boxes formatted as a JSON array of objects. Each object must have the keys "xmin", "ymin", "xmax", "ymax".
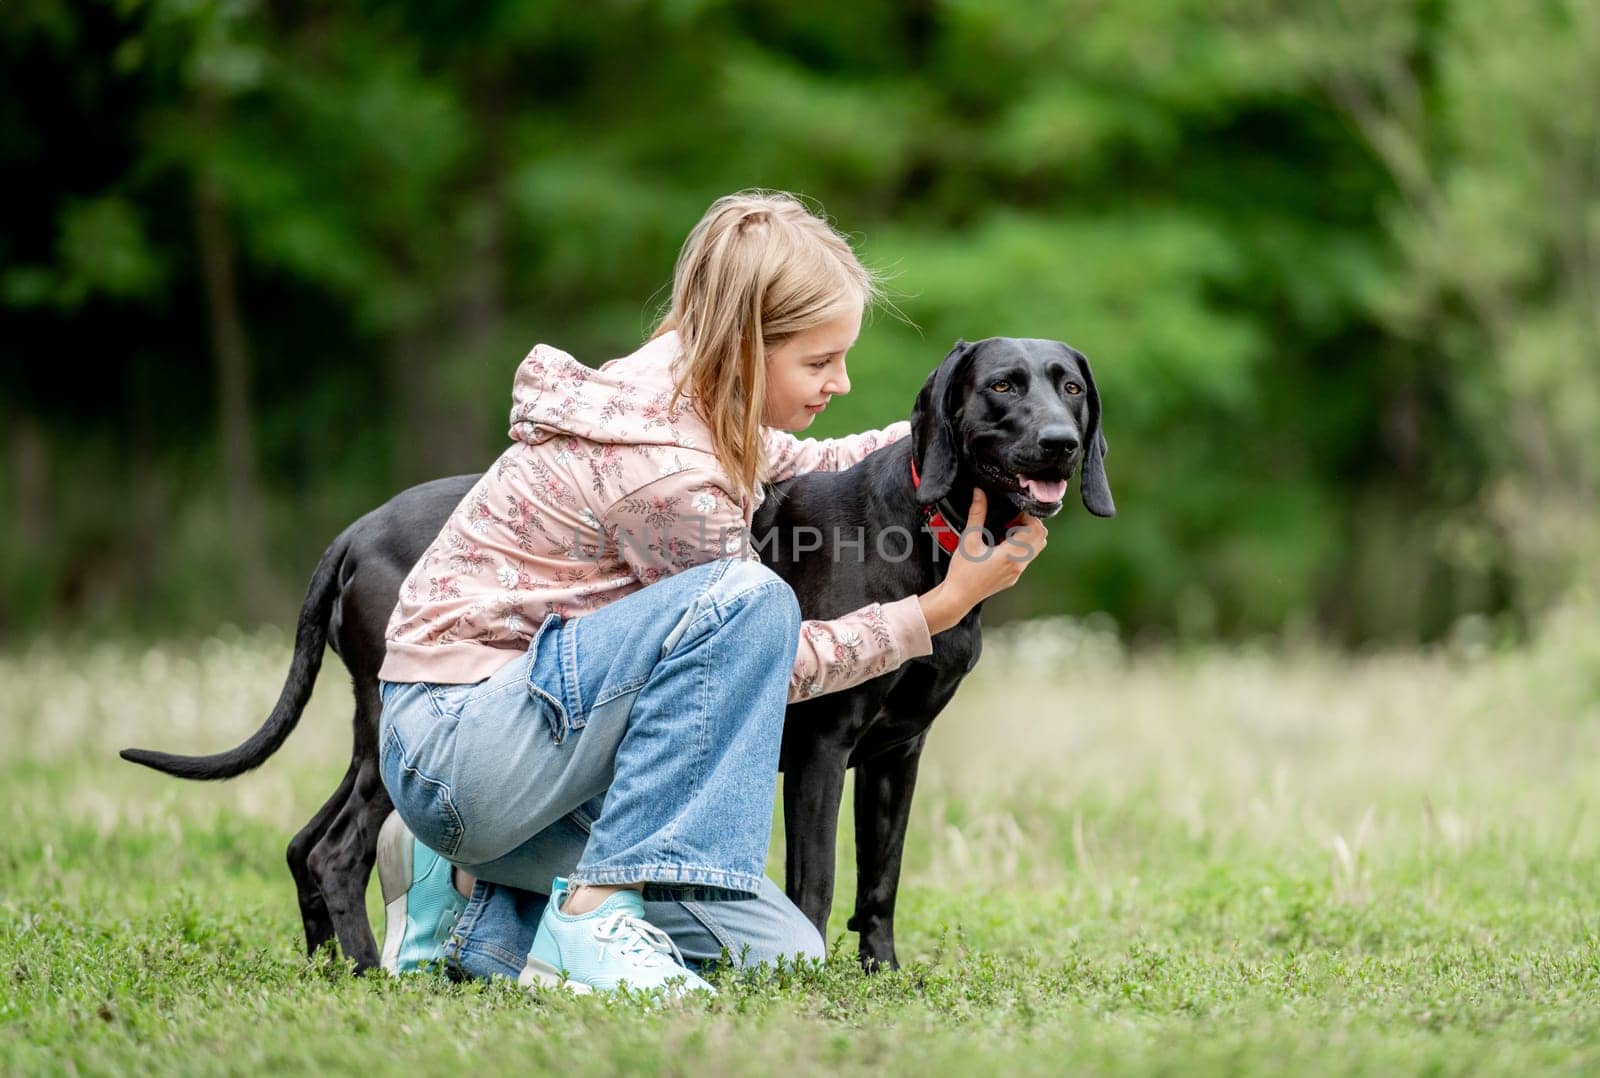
[
  {"xmin": 1064, "ymin": 382, "xmax": 1083, "ymax": 396},
  {"xmin": 990, "ymin": 381, "xmax": 1012, "ymax": 393},
  {"xmin": 810, "ymin": 361, "xmax": 829, "ymax": 370}
]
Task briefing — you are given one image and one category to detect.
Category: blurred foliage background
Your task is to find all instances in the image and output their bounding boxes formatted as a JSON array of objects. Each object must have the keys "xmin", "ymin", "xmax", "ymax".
[{"xmin": 3, "ymin": 0, "xmax": 1597, "ymax": 644}]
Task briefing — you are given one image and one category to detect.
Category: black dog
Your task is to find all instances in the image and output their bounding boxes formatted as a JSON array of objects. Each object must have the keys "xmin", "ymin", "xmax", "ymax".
[{"xmin": 123, "ymin": 336, "xmax": 1113, "ymax": 972}]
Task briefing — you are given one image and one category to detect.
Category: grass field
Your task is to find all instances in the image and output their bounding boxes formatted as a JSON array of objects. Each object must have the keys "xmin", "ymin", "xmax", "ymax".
[{"xmin": 5, "ymin": 610, "xmax": 1600, "ymax": 1074}]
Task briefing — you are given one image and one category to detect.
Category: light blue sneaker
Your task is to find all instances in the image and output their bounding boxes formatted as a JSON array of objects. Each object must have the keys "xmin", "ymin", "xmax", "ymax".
[
  {"xmin": 519, "ymin": 877, "xmax": 714, "ymax": 996},
  {"xmin": 377, "ymin": 811, "xmax": 467, "ymax": 976}
]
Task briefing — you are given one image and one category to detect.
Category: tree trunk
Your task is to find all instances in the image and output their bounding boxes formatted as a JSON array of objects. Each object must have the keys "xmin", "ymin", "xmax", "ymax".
[
  {"xmin": 193, "ymin": 165, "xmax": 276, "ymax": 618},
  {"xmin": 0, "ymin": 411, "xmax": 51, "ymax": 639},
  {"xmin": 386, "ymin": 114, "xmax": 508, "ymax": 486},
  {"xmin": 9, "ymin": 411, "xmax": 49, "ymax": 551},
  {"xmin": 129, "ymin": 355, "xmax": 166, "ymax": 610},
  {"xmin": 447, "ymin": 161, "xmax": 508, "ymax": 469},
  {"xmin": 387, "ymin": 320, "xmax": 441, "ymax": 487}
]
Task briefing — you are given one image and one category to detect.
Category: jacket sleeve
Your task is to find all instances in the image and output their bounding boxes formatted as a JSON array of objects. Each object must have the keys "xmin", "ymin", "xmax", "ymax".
[
  {"xmin": 761, "ymin": 420, "xmax": 911, "ymax": 483},
  {"xmin": 604, "ymin": 468, "xmax": 933, "ymax": 703}
]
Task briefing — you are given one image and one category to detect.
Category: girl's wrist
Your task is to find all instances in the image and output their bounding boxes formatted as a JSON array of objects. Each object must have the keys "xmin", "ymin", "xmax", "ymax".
[{"xmin": 917, "ymin": 584, "xmax": 967, "ymax": 636}]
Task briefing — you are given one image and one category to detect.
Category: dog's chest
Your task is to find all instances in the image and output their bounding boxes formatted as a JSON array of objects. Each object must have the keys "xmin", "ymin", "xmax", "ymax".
[{"xmin": 834, "ymin": 619, "xmax": 980, "ymax": 762}]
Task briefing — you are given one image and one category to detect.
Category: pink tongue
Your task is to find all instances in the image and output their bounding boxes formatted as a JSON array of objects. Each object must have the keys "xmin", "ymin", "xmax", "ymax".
[{"xmin": 1020, "ymin": 476, "xmax": 1068, "ymax": 503}]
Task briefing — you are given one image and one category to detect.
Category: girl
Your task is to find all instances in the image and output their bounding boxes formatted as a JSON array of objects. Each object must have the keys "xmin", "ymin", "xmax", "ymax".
[{"xmin": 375, "ymin": 190, "xmax": 1045, "ymax": 993}]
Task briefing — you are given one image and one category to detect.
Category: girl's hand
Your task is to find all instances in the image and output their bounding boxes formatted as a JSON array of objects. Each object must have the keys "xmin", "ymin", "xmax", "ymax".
[{"xmin": 917, "ymin": 487, "xmax": 1048, "ymax": 635}]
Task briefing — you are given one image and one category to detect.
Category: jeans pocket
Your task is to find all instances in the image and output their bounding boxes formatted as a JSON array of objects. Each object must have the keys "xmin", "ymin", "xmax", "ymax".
[
  {"xmin": 527, "ymin": 613, "xmax": 574, "ymax": 744},
  {"xmin": 526, "ymin": 679, "xmax": 567, "ymax": 744},
  {"xmin": 379, "ymin": 721, "xmax": 465, "ymax": 859}
]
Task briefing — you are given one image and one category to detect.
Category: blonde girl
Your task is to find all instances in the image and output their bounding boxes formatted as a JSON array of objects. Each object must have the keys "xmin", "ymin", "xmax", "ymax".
[{"xmin": 374, "ymin": 191, "xmax": 1041, "ymax": 992}]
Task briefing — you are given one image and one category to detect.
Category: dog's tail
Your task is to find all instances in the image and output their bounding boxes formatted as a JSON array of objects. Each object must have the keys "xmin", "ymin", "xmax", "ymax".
[{"xmin": 120, "ymin": 531, "xmax": 346, "ymax": 781}]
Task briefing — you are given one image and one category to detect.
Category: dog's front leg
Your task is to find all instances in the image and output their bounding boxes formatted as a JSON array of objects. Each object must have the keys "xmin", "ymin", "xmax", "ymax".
[
  {"xmin": 848, "ymin": 734, "xmax": 927, "ymax": 972},
  {"xmin": 782, "ymin": 736, "xmax": 853, "ymax": 940}
]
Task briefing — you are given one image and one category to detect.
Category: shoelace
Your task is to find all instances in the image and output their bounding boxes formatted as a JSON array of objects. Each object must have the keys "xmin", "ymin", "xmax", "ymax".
[{"xmin": 591, "ymin": 911, "xmax": 687, "ymax": 969}]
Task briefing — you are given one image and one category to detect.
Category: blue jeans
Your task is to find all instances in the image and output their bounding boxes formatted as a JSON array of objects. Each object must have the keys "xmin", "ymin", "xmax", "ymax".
[{"xmin": 378, "ymin": 558, "xmax": 822, "ymax": 976}]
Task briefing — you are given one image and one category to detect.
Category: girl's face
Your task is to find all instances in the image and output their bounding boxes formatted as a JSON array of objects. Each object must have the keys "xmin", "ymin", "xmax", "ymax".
[{"xmin": 762, "ymin": 302, "xmax": 862, "ymax": 431}]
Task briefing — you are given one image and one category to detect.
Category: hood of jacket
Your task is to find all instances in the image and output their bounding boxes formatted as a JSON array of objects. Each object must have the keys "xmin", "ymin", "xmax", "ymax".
[{"xmin": 507, "ymin": 331, "xmax": 712, "ymax": 452}]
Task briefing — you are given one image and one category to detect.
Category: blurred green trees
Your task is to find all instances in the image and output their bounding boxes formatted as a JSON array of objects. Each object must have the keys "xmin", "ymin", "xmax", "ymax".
[{"xmin": 3, "ymin": 0, "xmax": 1595, "ymax": 642}]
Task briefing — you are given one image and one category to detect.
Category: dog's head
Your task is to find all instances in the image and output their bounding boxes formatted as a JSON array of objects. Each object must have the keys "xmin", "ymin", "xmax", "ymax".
[{"xmin": 911, "ymin": 337, "xmax": 1114, "ymax": 520}]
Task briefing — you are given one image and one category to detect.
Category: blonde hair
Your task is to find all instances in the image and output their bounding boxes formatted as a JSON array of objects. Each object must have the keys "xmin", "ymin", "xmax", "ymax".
[{"xmin": 653, "ymin": 190, "xmax": 878, "ymax": 497}]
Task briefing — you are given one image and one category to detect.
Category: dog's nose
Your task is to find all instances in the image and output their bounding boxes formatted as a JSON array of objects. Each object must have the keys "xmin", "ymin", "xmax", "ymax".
[{"xmin": 1038, "ymin": 426, "xmax": 1080, "ymax": 456}]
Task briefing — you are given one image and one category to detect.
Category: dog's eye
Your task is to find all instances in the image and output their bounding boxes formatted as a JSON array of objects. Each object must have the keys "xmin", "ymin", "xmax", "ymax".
[
  {"xmin": 1064, "ymin": 382, "xmax": 1083, "ymax": 396},
  {"xmin": 989, "ymin": 381, "xmax": 1012, "ymax": 393}
]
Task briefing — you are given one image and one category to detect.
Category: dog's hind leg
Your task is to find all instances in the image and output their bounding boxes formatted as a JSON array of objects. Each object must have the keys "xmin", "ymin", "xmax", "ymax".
[
  {"xmin": 306, "ymin": 758, "xmax": 391, "ymax": 972},
  {"xmin": 782, "ymin": 735, "xmax": 853, "ymax": 940},
  {"xmin": 287, "ymin": 757, "xmax": 360, "ymax": 959},
  {"xmin": 847, "ymin": 734, "xmax": 928, "ymax": 972}
]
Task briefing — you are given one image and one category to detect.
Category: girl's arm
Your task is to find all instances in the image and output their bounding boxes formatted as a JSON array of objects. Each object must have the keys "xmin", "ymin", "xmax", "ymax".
[
  {"xmin": 760, "ymin": 420, "xmax": 911, "ymax": 483},
  {"xmin": 604, "ymin": 468, "xmax": 933, "ymax": 703}
]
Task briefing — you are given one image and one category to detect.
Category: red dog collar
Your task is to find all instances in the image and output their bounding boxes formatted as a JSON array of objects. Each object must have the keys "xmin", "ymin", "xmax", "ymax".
[{"xmin": 909, "ymin": 457, "xmax": 1025, "ymax": 554}]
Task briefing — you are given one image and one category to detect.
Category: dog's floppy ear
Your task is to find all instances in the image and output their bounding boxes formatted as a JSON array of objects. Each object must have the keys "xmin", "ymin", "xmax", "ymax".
[
  {"xmin": 910, "ymin": 340, "xmax": 978, "ymax": 505},
  {"xmin": 1071, "ymin": 346, "xmax": 1115, "ymax": 518}
]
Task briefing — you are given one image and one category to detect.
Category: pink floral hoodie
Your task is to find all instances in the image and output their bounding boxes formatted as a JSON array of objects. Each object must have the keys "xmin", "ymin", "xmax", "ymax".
[{"xmin": 380, "ymin": 331, "xmax": 934, "ymax": 701}]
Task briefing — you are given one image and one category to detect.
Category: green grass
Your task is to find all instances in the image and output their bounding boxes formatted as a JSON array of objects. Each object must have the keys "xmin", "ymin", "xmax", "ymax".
[{"xmin": 6, "ymin": 611, "xmax": 1600, "ymax": 1074}]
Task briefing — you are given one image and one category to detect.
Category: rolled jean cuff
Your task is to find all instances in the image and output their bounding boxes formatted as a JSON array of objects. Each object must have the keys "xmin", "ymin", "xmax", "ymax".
[
  {"xmin": 444, "ymin": 880, "xmax": 548, "ymax": 983},
  {"xmin": 449, "ymin": 935, "xmax": 526, "ymax": 982},
  {"xmin": 571, "ymin": 863, "xmax": 763, "ymax": 903}
]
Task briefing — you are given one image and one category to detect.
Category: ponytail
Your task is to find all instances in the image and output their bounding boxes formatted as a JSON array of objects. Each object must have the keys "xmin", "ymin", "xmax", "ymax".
[{"xmin": 655, "ymin": 191, "xmax": 878, "ymax": 497}]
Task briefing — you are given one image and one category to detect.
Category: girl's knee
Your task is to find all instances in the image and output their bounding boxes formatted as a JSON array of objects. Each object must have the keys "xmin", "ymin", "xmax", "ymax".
[
  {"xmin": 734, "ymin": 915, "xmax": 824, "ymax": 969},
  {"xmin": 715, "ymin": 558, "xmax": 781, "ymax": 594},
  {"xmin": 713, "ymin": 561, "xmax": 800, "ymax": 625},
  {"xmin": 787, "ymin": 921, "xmax": 826, "ymax": 964},
  {"xmin": 756, "ymin": 897, "xmax": 826, "ymax": 966}
]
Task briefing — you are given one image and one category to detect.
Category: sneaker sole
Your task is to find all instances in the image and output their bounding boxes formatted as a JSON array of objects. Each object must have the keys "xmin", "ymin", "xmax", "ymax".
[
  {"xmin": 518, "ymin": 957, "xmax": 595, "ymax": 995},
  {"xmin": 377, "ymin": 813, "xmax": 413, "ymax": 975}
]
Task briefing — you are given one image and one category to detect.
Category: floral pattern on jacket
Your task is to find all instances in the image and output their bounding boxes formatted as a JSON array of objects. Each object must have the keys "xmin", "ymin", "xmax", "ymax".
[{"xmin": 380, "ymin": 332, "xmax": 931, "ymax": 701}]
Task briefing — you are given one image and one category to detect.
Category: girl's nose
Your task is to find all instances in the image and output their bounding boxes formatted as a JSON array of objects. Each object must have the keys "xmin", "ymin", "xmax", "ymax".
[{"xmin": 826, "ymin": 364, "xmax": 851, "ymax": 396}]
